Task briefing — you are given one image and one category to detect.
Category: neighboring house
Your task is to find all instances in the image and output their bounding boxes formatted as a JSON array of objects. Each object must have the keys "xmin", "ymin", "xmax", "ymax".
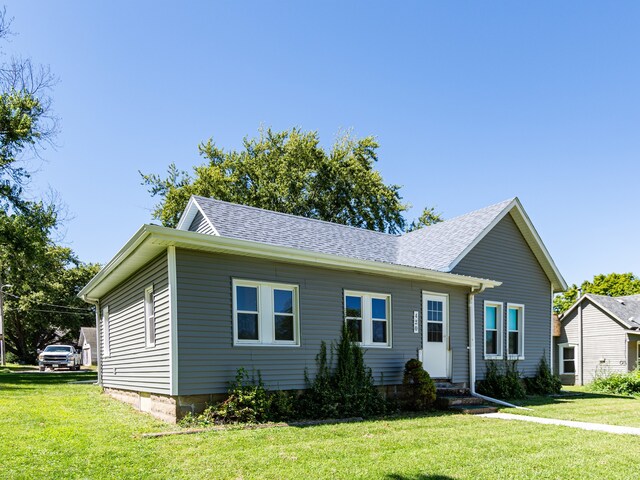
[
  {"xmin": 78, "ymin": 196, "xmax": 566, "ymax": 422},
  {"xmin": 78, "ymin": 327, "xmax": 98, "ymax": 366},
  {"xmin": 555, "ymin": 294, "xmax": 640, "ymax": 385}
]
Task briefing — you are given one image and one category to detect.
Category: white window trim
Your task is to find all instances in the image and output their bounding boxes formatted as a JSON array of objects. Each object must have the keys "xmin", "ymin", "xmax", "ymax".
[
  {"xmin": 232, "ymin": 279, "xmax": 300, "ymax": 347},
  {"xmin": 558, "ymin": 342, "xmax": 578, "ymax": 375},
  {"xmin": 506, "ymin": 303, "xmax": 525, "ymax": 360},
  {"xmin": 102, "ymin": 306, "xmax": 110, "ymax": 358},
  {"xmin": 483, "ymin": 300, "xmax": 503, "ymax": 360},
  {"xmin": 344, "ymin": 290, "xmax": 392, "ymax": 348},
  {"xmin": 144, "ymin": 285, "xmax": 156, "ymax": 348}
]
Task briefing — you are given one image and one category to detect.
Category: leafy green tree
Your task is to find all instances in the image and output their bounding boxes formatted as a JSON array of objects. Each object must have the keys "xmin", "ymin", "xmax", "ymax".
[
  {"xmin": 553, "ymin": 272, "xmax": 640, "ymax": 314},
  {"xmin": 407, "ymin": 206, "xmax": 444, "ymax": 232},
  {"xmin": 141, "ymin": 127, "xmax": 408, "ymax": 233}
]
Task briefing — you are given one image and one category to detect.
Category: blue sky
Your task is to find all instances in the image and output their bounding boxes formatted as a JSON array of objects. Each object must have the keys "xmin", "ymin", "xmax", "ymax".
[{"xmin": 5, "ymin": 1, "xmax": 640, "ymax": 287}]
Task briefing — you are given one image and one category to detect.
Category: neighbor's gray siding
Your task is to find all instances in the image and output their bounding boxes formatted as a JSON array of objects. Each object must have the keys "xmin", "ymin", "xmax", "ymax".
[
  {"xmin": 556, "ymin": 307, "xmax": 580, "ymax": 384},
  {"xmin": 628, "ymin": 334, "xmax": 640, "ymax": 371},
  {"xmin": 175, "ymin": 249, "xmax": 470, "ymax": 395},
  {"xmin": 98, "ymin": 253, "xmax": 171, "ymax": 394},
  {"xmin": 188, "ymin": 210, "xmax": 215, "ymax": 235},
  {"xmin": 452, "ymin": 212, "xmax": 552, "ymax": 379},
  {"xmin": 581, "ymin": 300, "xmax": 628, "ymax": 383}
]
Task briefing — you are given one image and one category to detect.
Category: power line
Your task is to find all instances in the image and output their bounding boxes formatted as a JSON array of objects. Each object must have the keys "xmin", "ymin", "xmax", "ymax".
[
  {"xmin": 27, "ymin": 308, "xmax": 92, "ymax": 316},
  {"xmin": 3, "ymin": 291, "xmax": 92, "ymax": 312}
]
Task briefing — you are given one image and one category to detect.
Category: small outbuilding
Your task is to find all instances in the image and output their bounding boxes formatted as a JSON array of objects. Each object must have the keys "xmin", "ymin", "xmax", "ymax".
[
  {"xmin": 78, "ymin": 327, "xmax": 98, "ymax": 366},
  {"xmin": 555, "ymin": 294, "xmax": 640, "ymax": 385}
]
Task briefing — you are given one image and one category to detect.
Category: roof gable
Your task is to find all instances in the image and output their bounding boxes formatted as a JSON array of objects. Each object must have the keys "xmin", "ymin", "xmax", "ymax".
[{"xmin": 562, "ymin": 294, "xmax": 640, "ymax": 330}]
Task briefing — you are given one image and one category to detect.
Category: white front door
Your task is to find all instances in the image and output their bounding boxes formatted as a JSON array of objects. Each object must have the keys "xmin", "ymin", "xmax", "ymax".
[{"xmin": 422, "ymin": 292, "xmax": 449, "ymax": 378}]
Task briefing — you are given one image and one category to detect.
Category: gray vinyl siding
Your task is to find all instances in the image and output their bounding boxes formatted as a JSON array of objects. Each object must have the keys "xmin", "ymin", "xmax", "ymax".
[
  {"xmin": 98, "ymin": 253, "xmax": 171, "ymax": 394},
  {"xmin": 452, "ymin": 212, "xmax": 552, "ymax": 379},
  {"xmin": 188, "ymin": 210, "xmax": 215, "ymax": 235},
  {"xmin": 176, "ymin": 249, "xmax": 470, "ymax": 395},
  {"xmin": 581, "ymin": 301, "xmax": 628, "ymax": 382},
  {"xmin": 628, "ymin": 334, "xmax": 640, "ymax": 371},
  {"xmin": 556, "ymin": 308, "xmax": 580, "ymax": 384}
]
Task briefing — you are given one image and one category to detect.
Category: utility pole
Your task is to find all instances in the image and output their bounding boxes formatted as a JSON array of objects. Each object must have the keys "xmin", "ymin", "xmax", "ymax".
[{"xmin": 0, "ymin": 278, "xmax": 12, "ymax": 366}]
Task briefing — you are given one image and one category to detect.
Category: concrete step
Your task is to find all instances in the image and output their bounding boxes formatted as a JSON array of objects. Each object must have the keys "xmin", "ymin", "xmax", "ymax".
[
  {"xmin": 436, "ymin": 387, "xmax": 470, "ymax": 397},
  {"xmin": 450, "ymin": 404, "xmax": 499, "ymax": 415},
  {"xmin": 436, "ymin": 396, "xmax": 485, "ymax": 408}
]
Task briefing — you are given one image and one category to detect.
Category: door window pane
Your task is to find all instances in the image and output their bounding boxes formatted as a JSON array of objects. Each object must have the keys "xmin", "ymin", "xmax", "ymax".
[
  {"xmin": 427, "ymin": 322, "xmax": 443, "ymax": 343},
  {"xmin": 427, "ymin": 300, "xmax": 443, "ymax": 322}
]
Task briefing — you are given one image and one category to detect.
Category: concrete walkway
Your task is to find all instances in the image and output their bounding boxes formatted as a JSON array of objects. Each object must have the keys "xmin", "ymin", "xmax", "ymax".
[{"xmin": 479, "ymin": 412, "xmax": 640, "ymax": 436}]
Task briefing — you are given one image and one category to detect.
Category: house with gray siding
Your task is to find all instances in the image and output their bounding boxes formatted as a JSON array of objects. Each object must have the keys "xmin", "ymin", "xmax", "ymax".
[
  {"xmin": 78, "ymin": 196, "xmax": 566, "ymax": 422},
  {"xmin": 555, "ymin": 294, "xmax": 640, "ymax": 385}
]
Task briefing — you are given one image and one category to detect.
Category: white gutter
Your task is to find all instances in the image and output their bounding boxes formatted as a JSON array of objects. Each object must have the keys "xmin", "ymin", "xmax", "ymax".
[{"xmin": 468, "ymin": 285, "xmax": 529, "ymax": 410}]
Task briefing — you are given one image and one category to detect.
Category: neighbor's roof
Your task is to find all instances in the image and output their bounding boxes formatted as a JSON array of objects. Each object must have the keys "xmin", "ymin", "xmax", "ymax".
[
  {"xmin": 179, "ymin": 195, "xmax": 566, "ymax": 292},
  {"xmin": 78, "ymin": 327, "xmax": 97, "ymax": 347},
  {"xmin": 562, "ymin": 294, "xmax": 640, "ymax": 330}
]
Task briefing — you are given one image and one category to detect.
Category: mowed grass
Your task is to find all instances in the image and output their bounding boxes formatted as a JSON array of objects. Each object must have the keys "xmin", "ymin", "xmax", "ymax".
[
  {"xmin": 1, "ymin": 371, "xmax": 640, "ymax": 479},
  {"xmin": 503, "ymin": 386, "xmax": 640, "ymax": 427}
]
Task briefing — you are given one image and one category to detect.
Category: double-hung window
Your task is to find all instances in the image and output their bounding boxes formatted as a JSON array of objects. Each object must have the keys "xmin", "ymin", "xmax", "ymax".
[
  {"xmin": 144, "ymin": 285, "xmax": 155, "ymax": 347},
  {"xmin": 484, "ymin": 301, "xmax": 503, "ymax": 359},
  {"xmin": 559, "ymin": 344, "xmax": 576, "ymax": 374},
  {"xmin": 344, "ymin": 291, "xmax": 391, "ymax": 347},
  {"xmin": 233, "ymin": 279, "xmax": 299, "ymax": 346},
  {"xmin": 507, "ymin": 303, "xmax": 525, "ymax": 359},
  {"xmin": 102, "ymin": 306, "xmax": 110, "ymax": 357}
]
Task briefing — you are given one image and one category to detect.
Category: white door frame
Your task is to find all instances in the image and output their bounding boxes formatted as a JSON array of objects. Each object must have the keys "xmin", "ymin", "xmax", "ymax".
[{"xmin": 422, "ymin": 291, "xmax": 451, "ymax": 379}]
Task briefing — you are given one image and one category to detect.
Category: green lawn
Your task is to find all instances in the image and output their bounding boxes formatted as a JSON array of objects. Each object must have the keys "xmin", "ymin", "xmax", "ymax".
[
  {"xmin": 1, "ymin": 372, "xmax": 640, "ymax": 479},
  {"xmin": 503, "ymin": 387, "xmax": 640, "ymax": 427}
]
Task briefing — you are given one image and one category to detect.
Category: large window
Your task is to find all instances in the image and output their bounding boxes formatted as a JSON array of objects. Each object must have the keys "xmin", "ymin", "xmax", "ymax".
[
  {"xmin": 233, "ymin": 280, "xmax": 299, "ymax": 346},
  {"xmin": 484, "ymin": 301, "xmax": 503, "ymax": 359},
  {"xmin": 507, "ymin": 303, "xmax": 525, "ymax": 359},
  {"xmin": 144, "ymin": 286, "xmax": 155, "ymax": 347},
  {"xmin": 559, "ymin": 344, "xmax": 576, "ymax": 374},
  {"xmin": 344, "ymin": 291, "xmax": 391, "ymax": 347},
  {"xmin": 102, "ymin": 306, "xmax": 110, "ymax": 357}
]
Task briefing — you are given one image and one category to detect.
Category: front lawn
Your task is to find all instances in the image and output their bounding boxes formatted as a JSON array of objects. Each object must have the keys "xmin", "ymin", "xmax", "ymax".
[
  {"xmin": 1, "ymin": 373, "xmax": 639, "ymax": 479},
  {"xmin": 502, "ymin": 386, "xmax": 640, "ymax": 427}
]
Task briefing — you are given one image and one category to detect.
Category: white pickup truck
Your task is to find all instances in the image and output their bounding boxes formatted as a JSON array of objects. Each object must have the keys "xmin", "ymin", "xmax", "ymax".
[{"xmin": 38, "ymin": 345, "xmax": 82, "ymax": 371}]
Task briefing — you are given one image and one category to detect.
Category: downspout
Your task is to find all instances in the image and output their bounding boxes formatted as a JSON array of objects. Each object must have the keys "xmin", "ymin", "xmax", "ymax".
[
  {"xmin": 83, "ymin": 296, "xmax": 101, "ymax": 386},
  {"xmin": 468, "ymin": 284, "xmax": 529, "ymax": 410}
]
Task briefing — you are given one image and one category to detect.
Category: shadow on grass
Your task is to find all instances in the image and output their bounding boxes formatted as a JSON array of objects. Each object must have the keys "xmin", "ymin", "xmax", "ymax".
[
  {"xmin": 387, "ymin": 474, "xmax": 456, "ymax": 480},
  {"xmin": 0, "ymin": 371, "xmax": 97, "ymax": 388}
]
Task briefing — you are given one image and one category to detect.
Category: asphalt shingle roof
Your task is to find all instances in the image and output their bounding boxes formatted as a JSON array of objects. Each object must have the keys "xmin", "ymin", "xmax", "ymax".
[
  {"xmin": 585, "ymin": 294, "xmax": 640, "ymax": 329},
  {"xmin": 192, "ymin": 196, "xmax": 515, "ymax": 272}
]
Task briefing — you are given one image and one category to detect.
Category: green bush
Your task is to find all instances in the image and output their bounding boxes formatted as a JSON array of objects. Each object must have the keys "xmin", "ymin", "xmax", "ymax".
[
  {"xmin": 401, "ymin": 359, "xmax": 436, "ymax": 411},
  {"xmin": 590, "ymin": 369, "xmax": 640, "ymax": 396},
  {"xmin": 299, "ymin": 323, "xmax": 386, "ymax": 419},
  {"xmin": 477, "ymin": 360, "xmax": 526, "ymax": 400},
  {"xmin": 524, "ymin": 356, "xmax": 562, "ymax": 395}
]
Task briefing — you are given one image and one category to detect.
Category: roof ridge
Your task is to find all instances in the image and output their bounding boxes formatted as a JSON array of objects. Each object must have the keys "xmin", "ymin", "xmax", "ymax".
[
  {"xmin": 400, "ymin": 197, "xmax": 516, "ymax": 238},
  {"xmin": 193, "ymin": 195, "xmax": 400, "ymax": 238}
]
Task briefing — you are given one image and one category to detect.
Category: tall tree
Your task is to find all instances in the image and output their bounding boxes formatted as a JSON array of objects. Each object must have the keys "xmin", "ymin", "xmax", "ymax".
[
  {"xmin": 553, "ymin": 272, "xmax": 640, "ymax": 314},
  {"xmin": 141, "ymin": 127, "xmax": 408, "ymax": 233},
  {"xmin": 407, "ymin": 206, "xmax": 444, "ymax": 232}
]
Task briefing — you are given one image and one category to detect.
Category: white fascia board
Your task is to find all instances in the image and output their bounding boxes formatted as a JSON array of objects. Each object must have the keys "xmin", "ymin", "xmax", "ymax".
[
  {"xmin": 446, "ymin": 198, "xmax": 568, "ymax": 293},
  {"xmin": 78, "ymin": 225, "xmax": 501, "ymax": 301}
]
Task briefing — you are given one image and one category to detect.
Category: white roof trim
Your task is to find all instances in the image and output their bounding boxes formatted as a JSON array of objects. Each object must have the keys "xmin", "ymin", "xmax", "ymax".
[
  {"xmin": 175, "ymin": 197, "xmax": 219, "ymax": 235},
  {"xmin": 446, "ymin": 198, "xmax": 567, "ymax": 293},
  {"xmin": 79, "ymin": 225, "xmax": 501, "ymax": 301}
]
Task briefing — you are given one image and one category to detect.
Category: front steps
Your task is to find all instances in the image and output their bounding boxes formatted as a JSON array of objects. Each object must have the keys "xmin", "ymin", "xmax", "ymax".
[{"xmin": 435, "ymin": 382, "xmax": 498, "ymax": 415}]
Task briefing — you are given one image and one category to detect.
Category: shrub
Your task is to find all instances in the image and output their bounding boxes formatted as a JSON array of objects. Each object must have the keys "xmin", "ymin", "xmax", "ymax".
[
  {"xmin": 401, "ymin": 359, "xmax": 436, "ymax": 411},
  {"xmin": 300, "ymin": 323, "xmax": 386, "ymax": 419},
  {"xmin": 590, "ymin": 369, "xmax": 640, "ymax": 396},
  {"xmin": 524, "ymin": 355, "xmax": 562, "ymax": 395},
  {"xmin": 477, "ymin": 360, "xmax": 526, "ymax": 400}
]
